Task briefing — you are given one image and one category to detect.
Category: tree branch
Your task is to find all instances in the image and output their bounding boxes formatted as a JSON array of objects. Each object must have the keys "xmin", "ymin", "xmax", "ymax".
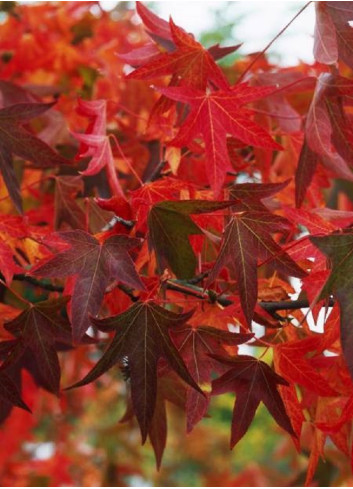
[
  {"xmin": 9, "ymin": 273, "xmax": 335, "ymax": 316},
  {"xmin": 164, "ymin": 278, "xmax": 335, "ymax": 315},
  {"xmin": 12, "ymin": 274, "xmax": 64, "ymax": 292}
]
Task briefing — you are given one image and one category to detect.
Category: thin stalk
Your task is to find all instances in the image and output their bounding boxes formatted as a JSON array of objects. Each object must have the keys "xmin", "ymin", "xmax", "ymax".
[{"xmin": 237, "ymin": 2, "xmax": 312, "ymax": 84}]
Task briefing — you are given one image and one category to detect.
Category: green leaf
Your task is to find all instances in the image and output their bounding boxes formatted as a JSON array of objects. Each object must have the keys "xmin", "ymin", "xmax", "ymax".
[
  {"xmin": 311, "ymin": 232, "xmax": 353, "ymax": 379},
  {"xmin": 148, "ymin": 200, "xmax": 234, "ymax": 279}
]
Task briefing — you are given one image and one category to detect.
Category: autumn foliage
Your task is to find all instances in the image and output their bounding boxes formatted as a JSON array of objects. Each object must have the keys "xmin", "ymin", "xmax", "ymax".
[{"xmin": 1, "ymin": 1, "xmax": 353, "ymax": 486}]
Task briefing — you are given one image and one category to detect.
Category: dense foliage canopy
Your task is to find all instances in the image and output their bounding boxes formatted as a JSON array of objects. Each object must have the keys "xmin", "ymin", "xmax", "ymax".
[{"xmin": 1, "ymin": 1, "xmax": 353, "ymax": 486}]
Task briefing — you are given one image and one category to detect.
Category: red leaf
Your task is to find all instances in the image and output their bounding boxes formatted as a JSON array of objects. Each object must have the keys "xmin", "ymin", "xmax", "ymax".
[
  {"xmin": 160, "ymin": 85, "xmax": 282, "ymax": 195},
  {"xmin": 211, "ymin": 354, "xmax": 295, "ymax": 447},
  {"xmin": 136, "ymin": 2, "xmax": 172, "ymax": 43},
  {"xmin": 207, "ymin": 211, "xmax": 306, "ymax": 326},
  {"xmin": 30, "ymin": 230, "xmax": 144, "ymax": 342},
  {"xmin": 69, "ymin": 301, "xmax": 202, "ymax": 442},
  {"xmin": 171, "ymin": 324, "xmax": 252, "ymax": 431},
  {"xmin": 314, "ymin": 3, "xmax": 338, "ymax": 64},
  {"xmin": 127, "ymin": 18, "xmax": 229, "ymax": 91},
  {"xmin": 275, "ymin": 341, "xmax": 338, "ymax": 397},
  {"xmin": 4, "ymin": 297, "xmax": 73, "ymax": 394},
  {"xmin": 72, "ymin": 99, "xmax": 124, "ymax": 198},
  {"xmin": 0, "ymin": 240, "xmax": 22, "ymax": 283},
  {"xmin": 0, "ymin": 102, "xmax": 68, "ymax": 212}
]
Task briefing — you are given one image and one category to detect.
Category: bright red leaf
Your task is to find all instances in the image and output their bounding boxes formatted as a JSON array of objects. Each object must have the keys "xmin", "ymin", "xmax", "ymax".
[
  {"xmin": 159, "ymin": 84, "xmax": 282, "ymax": 195},
  {"xmin": 127, "ymin": 18, "xmax": 229, "ymax": 91}
]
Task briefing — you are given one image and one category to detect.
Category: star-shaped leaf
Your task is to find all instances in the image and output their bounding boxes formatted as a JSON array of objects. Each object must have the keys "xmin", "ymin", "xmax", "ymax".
[
  {"xmin": 72, "ymin": 98, "xmax": 124, "ymax": 198},
  {"xmin": 159, "ymin": 85, "xmax": 282, "ymax": 195},
  {"xmin": 0, "ymin": 102, "xmax": 68, "ymax": 213},
  {"xmin": 69, "ymin": 301, "xmax": 202, "ymax": 442},
  {"xmin": 207, "ymin": 211, "xmax": 306, "ymax": 326},
  {"xmin": 171, "ymin": 324, "xmax": 253, "ymax": 431},
  {"xmin": 54, "ymin": 175, "xmax": 86, "ymax": 230},
  {"xmin": 127, "ymin": 18, "xmax": 229, "ymax": 90},
  {"xmin": 211, "ymin": 354, "xmax": 295, "ymax": 448},
  {"xmin": 120, "ymin": 373, "xmax": 186, "ymax": 469},
  {"xmin": 30, "ymin": 230, "xmax": 144, "ymax": 343},
  {"xmin": 3, "ymin": 297, "xmax": 72, "ymax": 394},
  {"xmin": 130, "ymin": 3, "xmax": 240, "ymax": 63},
  {"xmin": 0, "ymin": 369, "xmax": 31, "ymax": 423}
]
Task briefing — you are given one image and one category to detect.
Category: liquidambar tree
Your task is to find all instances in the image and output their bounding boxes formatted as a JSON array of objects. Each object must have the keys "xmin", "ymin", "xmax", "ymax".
[{"xmin": 0, "ymin": 1, "xmax": 352, "ymax": 486}]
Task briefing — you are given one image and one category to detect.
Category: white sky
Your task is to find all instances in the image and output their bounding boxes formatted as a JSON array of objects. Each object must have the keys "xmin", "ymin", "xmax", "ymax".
[
  {"xmin": 157, "ymin": 2, "xmax": 315, "ymax": 65},
  {"xmin": 101, "ymin": 1, "xmax": 316, "ymax": 66}
]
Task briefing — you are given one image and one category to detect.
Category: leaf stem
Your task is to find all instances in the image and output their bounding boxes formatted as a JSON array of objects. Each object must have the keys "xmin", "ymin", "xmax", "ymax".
[
  {"xmin": 0, "ymin": 278, "xmax": 31, "ymax": 305},
  {"xmin": 237, "ymin": 2, "xmax": 312, "ymax": 84},
  {"xmin": 109, "ymin": 133, "xmax": 144, "ymax": 187}
]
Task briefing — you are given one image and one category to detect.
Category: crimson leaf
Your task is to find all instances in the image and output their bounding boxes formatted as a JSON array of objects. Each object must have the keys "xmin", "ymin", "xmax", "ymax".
[
  {"xmin": 0, "ymin": 102, "xmax": 68, "ymax": 213},
  {"xmin": 159, "ymin": 85, "xmax": 282, "ymax": 195},
  {"xmin": 207, "ymin": 211, "xmax": 306, "ymax": 326},
  {"xmin": 3, "ymin": 297, "xmax": 72, "ymax": 395},
  {"xmin": 211, "ymin": 354, "xmax": 295, "ymax": 448},
  {"xmin": 171, "ymin": 325, "xmax": 253, "ymax": 431},
  {"xmin": 30, "ymin": 230, "xmax": 144, "ymax": 343},
  {"xmin": 68, "ymin": 301, "xmax": 203, "ymax": 442}
]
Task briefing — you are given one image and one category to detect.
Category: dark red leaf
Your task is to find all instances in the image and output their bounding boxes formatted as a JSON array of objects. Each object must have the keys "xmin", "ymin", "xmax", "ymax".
[
  {"xmin": 54, "ymin": 175, "xmax": 86, "ymax": 231},
  {"xmin": 30, "ymin": 230, "xmax": 144, "ymax": 342},
  {"xmin": 68, "ymin": 301, "xmax": 202, "ymax": 442},
  {"xmin": 295, "ymin": 139, "xmax": 319, "ymax": 208},
  {"xmin": 211, "ymin": 354, "xmax": 295, "ymax": 447},
  {"xmin": 4, "ymin": 297, "xmax": 73, "ymax": 394},
  {"xmin": 171, "ymin": 324, "xmax": 253, "ymax": 431},
  {"xmin": 207, "ymin": 211, "xmax": 306, "ymax": 326},
  {"xmin": 0, "ymin": 102, "xmax": 68, "ymax": 212}
]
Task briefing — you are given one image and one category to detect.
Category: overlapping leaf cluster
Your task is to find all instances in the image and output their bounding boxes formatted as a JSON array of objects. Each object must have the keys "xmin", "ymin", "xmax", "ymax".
[{"xmin": 0, "ymin": 1, "xmax": 353, "ymax": 485}]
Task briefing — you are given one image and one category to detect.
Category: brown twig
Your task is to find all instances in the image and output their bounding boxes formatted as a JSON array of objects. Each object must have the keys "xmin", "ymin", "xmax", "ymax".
[{"xmin": 10, "ymin": 273, "xmax": 335, "ymax": 316}]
